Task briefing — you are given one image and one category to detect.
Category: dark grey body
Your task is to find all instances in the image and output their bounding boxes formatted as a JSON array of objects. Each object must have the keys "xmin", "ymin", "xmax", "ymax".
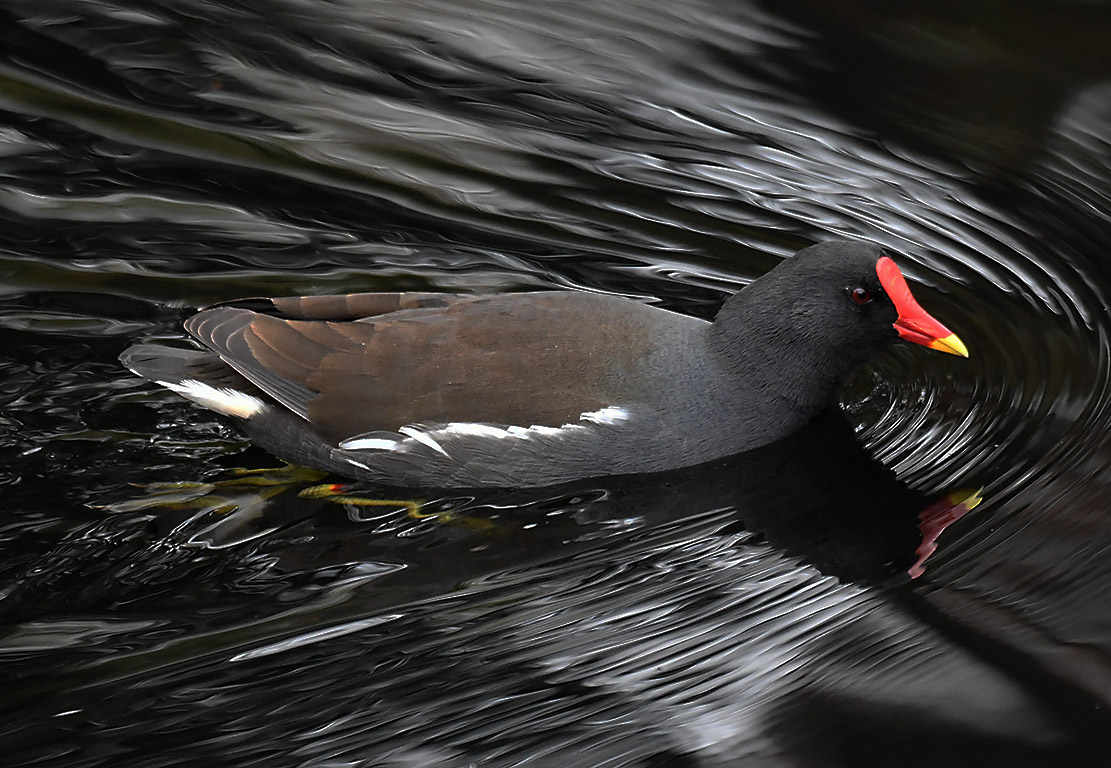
[{"xmin": 122, "ymin": 242, "xmax": 904, "ymax": 488}]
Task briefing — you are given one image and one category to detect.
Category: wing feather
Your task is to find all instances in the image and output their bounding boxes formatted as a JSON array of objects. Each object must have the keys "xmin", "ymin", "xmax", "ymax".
[{"xmin": 184, "ymin": 292, "xmax": 694, "ymax": 447}]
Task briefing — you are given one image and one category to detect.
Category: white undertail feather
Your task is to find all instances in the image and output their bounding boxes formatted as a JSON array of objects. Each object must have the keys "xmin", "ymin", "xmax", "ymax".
[{"xmin": 158, "ymin": 379, "xmax": 266, "ymax": 418}]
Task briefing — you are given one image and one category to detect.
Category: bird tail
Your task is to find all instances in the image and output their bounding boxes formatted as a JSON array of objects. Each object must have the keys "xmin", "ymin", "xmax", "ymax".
[
  {"xmin": 121, "ymin": 344, "xmax": 341, "ymax": 472},
  {"xmin": 120, "ymin": 344, "xmax": 266, "ymax": 419}
]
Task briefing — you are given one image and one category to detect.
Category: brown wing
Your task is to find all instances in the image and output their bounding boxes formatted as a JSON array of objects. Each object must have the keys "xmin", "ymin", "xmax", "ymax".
[
  {"xmin": 185, "ymin": 292, "xmax": 667, "ymax": 445},
  {"xmin": 205, "ymin": 292, "xmax": 470, "ymax": 321}
]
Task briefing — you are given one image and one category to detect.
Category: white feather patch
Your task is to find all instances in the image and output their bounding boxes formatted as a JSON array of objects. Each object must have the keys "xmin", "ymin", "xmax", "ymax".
[
  {"xmin": 417, "ymin": 405, "xmax": 632, "ymax": 443},
  {"xmin": 159, "ymin": 379, "xmax": 266, "ymax": 419},
  {"xmin": 338, "ymin": 437, "xmax": 403, "ymax": 451},
  {"xmin": 335, "ymin": 405, "xmax": 634, "ymax": 456},
  {"xmin": 435, "ymin": 423, "xmax": 517, "ymax": 439},
  {"xmin": 579, "ymin": 406, "xmax": 630, "ymax": 426},
  {"xmin": 398, "ymin": 426, "xmax": 449, "ymax": 456}
]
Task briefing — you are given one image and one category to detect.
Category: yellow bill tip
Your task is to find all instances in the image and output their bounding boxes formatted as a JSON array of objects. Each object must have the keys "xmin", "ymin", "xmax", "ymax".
[
  {"xmin": 943, "ymin": 487, "xmax": 983, "ymax": 511},
  {"xmin": 928, "ymin": 333, "xmax": 969, "ymax": 358}
]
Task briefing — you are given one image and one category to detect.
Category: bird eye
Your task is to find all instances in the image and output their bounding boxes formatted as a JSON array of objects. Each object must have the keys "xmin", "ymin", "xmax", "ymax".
[{"xmin": 850, "ymin": 287, "xmax": 872, "ymax": 305}]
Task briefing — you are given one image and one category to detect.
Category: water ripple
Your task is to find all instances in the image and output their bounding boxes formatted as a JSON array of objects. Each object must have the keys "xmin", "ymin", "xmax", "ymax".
[{"xmin": 1, "ymin": 0, "xmax": 1110, "ymax": 764}]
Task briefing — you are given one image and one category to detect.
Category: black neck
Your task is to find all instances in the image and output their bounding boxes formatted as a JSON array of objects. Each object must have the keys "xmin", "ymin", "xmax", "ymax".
[{"xmin": 706, "ymin": 290, "xmax": 847, "ymax": 423}]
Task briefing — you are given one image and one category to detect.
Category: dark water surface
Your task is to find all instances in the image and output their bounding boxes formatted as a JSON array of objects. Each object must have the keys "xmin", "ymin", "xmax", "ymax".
[{"xmin": 2, "ymin": 1, "xmax": 1111, "ymax": 765}]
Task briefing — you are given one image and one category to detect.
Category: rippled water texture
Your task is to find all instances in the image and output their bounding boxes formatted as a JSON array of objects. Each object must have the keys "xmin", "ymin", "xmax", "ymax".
[{"xmin": 2, "ymin": 1, "xmax": 1111, "ymax": 766}]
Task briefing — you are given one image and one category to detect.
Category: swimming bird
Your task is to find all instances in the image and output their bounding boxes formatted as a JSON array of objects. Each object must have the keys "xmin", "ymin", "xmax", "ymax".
[{"xmin": 121, "ymin": 241, "xmax": 967, "ymax": 488}]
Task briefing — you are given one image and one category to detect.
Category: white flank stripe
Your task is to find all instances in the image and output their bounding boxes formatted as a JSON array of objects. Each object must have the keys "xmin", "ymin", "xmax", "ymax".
[
  {"xmin": 337, "ymin": 405, "xmax": 634, "ymax": 458},
  {"xmin": 579, "ymin": 406, "xmax": 630, "ymax": 426},
  {"xmin": 518, "ymin": 424, "xmax": 564, "ymax": 437},
  {"xmin": 398, "ymin": 426, "xmax": 449, "ymax": 456},
  {"xmin": 438, "ymin": 423, "xmax": 516, "ymax": 439},
  {"xmin": 159, "ymin": 379, "xmax": 266, "ymax": 419},
  {"xmin": 411, "ymin": 406, "xmax": 632, "ymax": 444},
  {"xmin": 339, "ymin": 437, "xmax": 402, "ymax": 451}
]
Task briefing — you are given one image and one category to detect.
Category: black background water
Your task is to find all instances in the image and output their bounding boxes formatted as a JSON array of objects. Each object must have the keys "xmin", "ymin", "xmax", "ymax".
[{"xmin": 2, "ymin": 1, "xmax": 1111, "ymax": 765}]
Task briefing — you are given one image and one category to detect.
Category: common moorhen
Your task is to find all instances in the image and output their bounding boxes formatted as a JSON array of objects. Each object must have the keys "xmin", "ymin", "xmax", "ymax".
[{"xmin": 121, "ymin": 241, "xmax": 966, "ymax": 488}]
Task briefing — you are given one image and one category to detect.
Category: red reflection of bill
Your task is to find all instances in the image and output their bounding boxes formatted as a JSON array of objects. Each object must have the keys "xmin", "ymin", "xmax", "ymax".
[{"xmin": 909, "ymin": 488, "xmax": 982, "ymax": 579}]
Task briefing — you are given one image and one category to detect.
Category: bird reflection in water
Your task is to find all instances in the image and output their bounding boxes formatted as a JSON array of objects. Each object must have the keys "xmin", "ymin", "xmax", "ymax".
[{"xmin": 120, "ymin": 407, "xmax": 980, "ymax": 589}]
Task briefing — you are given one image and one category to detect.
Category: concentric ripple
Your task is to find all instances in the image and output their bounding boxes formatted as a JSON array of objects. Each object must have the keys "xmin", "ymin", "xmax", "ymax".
[{"xmin": 2, "ymin": 1, "xmax": 1111, "ymax": 765}]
